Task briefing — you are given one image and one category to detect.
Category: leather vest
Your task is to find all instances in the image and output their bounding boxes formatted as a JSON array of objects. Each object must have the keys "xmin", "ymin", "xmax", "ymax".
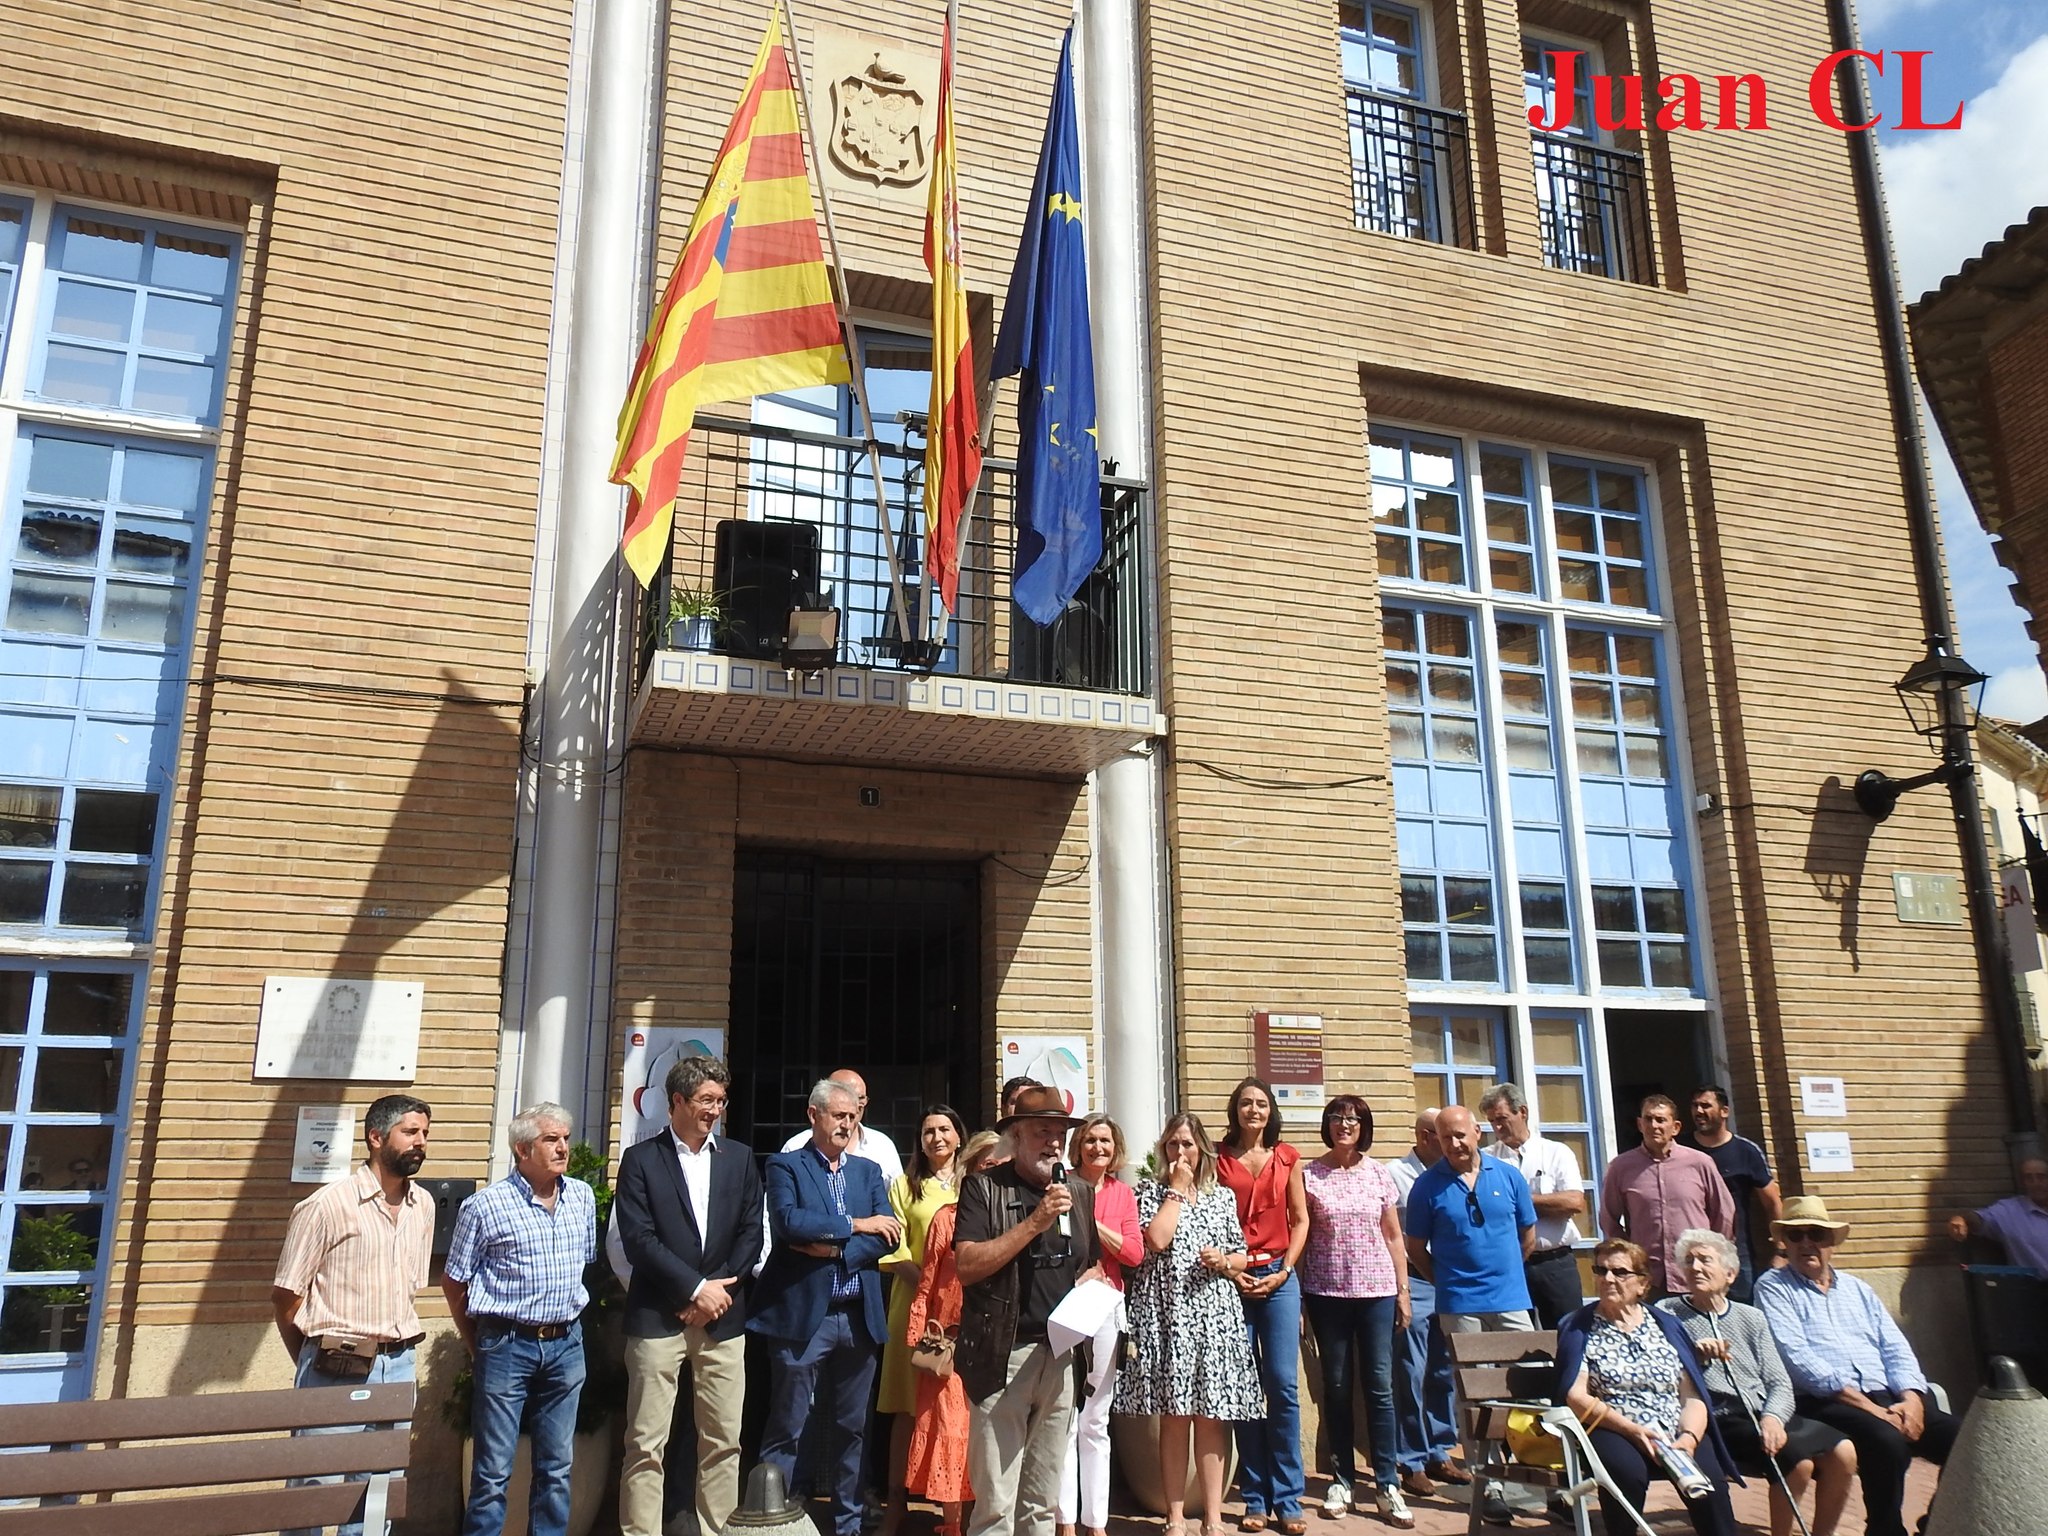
[{"xmin": 955, "ymin": 1166, "xmax": 1100, "ymax": 1402}]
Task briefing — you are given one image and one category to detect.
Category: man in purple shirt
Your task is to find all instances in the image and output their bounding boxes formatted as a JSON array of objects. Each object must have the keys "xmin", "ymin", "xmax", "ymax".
[
  {"xmin": 1599, "ymin": 1094, "xmax": 1733, "ymax": 1295},
  {"xmin": 1946, "ymin": 1156, "xmax": 2048, "ymax": 1272}
]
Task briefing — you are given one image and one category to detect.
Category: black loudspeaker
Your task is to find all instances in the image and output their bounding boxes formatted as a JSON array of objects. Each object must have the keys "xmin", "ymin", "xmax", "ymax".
[{"xmin": 713, "ymin": 519, "xmax": 822, "ymax": 659}]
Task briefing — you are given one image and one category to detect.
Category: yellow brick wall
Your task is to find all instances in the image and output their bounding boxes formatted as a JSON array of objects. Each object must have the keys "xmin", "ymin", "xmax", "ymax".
[
  {"xmin": 1138, "ymin": 0, "xmax": 2006, "ymax": 1293},
  {"xmin": 1, "ymin": 0, "xmax": 568, "ymax": 1383}
]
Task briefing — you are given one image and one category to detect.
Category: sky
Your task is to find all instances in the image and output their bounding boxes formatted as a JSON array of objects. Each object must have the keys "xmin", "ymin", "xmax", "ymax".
[{"xmin": 1863, "ymin": 0, "xmax": 2048, "ymax": 719}]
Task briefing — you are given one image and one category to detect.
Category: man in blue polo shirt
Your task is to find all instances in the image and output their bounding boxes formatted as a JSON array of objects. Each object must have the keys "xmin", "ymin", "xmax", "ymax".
[{"xmin": 1404, "ymin": 1103, "xmax": 1537, "ymax": 1526}]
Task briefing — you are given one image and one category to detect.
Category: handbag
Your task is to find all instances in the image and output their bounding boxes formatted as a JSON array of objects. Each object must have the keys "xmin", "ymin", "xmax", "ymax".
[
  {"xmin": 910, "ymin": 1321, "xmax": 957, "ymax": 1377},
  {"xmin": 1505, "ymin": 1406, "xmax": 1565, "ymax": 1469}
]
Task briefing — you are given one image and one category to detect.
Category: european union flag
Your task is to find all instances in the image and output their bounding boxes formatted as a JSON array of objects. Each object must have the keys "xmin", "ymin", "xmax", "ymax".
[{"xmin": 993, "ymin": 28, "xmax": 1099, "ymax": 628}]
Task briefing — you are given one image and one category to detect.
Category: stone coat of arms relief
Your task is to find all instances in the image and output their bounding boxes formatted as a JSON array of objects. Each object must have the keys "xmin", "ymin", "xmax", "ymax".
[{"xmin": 806, "ymin": 27, "xmax": 941, "ymax": 206}]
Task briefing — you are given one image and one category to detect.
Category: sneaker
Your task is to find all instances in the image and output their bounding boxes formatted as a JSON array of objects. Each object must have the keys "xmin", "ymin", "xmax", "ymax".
[
  {"xmin": 1322, "ymin": 1483, "xmax": 1351, "ymax": 1519},
  {"xmin": 1478, "ymin": 1490, "xmax": 1516, "ymax": 1526},
  {"xmin": 1398, "ymin": 1469, "xmax": 1436, "ymax": 1500},
  {"xmin": 1375, "ymin": 1485, "xmax": 1416, "ymax": 1530}
]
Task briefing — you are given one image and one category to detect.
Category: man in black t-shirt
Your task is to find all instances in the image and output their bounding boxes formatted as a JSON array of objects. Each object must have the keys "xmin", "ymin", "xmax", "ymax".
[
  {"xmin": 954, "ymin": 1086, "xmax": 1099, "ymax": 1536},
  {"xmin": 1684, "ymin": 1084, "xmax": 1781, "ymax": 1301}
]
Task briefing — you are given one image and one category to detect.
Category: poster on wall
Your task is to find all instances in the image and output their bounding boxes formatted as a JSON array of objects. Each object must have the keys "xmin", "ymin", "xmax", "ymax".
[
  {"xmin": 291, "ymin": 1106, "xmax": 356, "ymax": 1183},
  {"xmin": 620, "ymin": 1025, "xmax": 728, "ymax": 1147},
  {"xmin": 999, "ymin": 1035, "xmax": 1090, "ymax": 1116},
  {"xmin": 1253, "ymin": 1011, "xmax": 1326, "ymax": 1110}
]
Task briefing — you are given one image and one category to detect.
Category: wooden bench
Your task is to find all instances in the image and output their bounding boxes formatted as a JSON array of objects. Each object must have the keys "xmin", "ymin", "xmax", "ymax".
[
  {"xmin": 0, "ymin": 1381, "xmax": 414, "ymax": 1536},
  {"xmin": 1446, "ymin": 1329, "xmax": 1596, "ymax": 1536}
]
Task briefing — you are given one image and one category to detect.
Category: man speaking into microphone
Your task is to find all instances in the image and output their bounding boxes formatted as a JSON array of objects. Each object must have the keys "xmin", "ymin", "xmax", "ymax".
[{"xmin": 954, "ymin": 1085, "xmax": 1102, "ymax": 1536}]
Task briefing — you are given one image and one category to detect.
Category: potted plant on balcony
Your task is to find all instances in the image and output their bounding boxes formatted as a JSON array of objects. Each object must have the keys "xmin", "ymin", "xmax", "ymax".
[
  {"xmin": 666, "ymin": 585, "xmax": 722, "ymax": 652},
  {"xmin": 441, "ymin": 1142, "xmax": 624, "ymax": 1536}
]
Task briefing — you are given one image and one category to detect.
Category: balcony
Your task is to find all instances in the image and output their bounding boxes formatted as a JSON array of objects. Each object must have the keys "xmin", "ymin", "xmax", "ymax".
[
  {"xmin": 629, "ymin": 415, "xmax": 1163, "ymax": 779},
  {"xmin": 1531, "ymin": 133, "xmax": 1654, "ymax": 284},
  {"xmin": 1345, "ymin": 87, "xmax": 1474, "ymax": 248}
]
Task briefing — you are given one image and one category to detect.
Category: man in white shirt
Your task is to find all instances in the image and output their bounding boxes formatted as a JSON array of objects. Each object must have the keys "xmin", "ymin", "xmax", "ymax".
[
  {"xmin": 615, "ymin": 1055, "xmax": 765, "ymax": 1536},
  {"xmin": 1479, "ymin": 1082, "xmax": 1586, "ymax": 1329},
  {"xmin": 780, "ymin": 1067, "xmax": 904, "ymax": 1184}
]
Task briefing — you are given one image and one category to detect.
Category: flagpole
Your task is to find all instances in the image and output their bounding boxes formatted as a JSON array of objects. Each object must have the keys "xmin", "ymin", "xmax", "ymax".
[
  {"xmin": 777, "ymin": 0, "xmax": 918, "ymax": 652},
  {"xmin": 936, "ymin": 371, "xmax": 999, "ymax": 653}
]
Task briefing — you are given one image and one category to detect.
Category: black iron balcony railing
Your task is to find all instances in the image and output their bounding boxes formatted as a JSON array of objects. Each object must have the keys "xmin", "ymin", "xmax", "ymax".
[
  {"xmin": 1531, "ymin": 133, "xmax": 1654, "ymax": 284},
  {"xmin": 639, "ymin": 414, "xmax": 1152, "ymax": 698},
  {"xmin": 1345, "ymin": 87, "xmax": 1475, "ymax": 248}
]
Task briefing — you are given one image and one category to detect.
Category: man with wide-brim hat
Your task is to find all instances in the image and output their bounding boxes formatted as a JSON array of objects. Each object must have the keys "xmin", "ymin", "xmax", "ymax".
[
  {"xmin": 1754, "ymin": 1195, "xmax": 1958, "ymax": 1536},
  {"xmin": 953, "ymin": 1085, "xmax": 1101, "ymax": 1536}
]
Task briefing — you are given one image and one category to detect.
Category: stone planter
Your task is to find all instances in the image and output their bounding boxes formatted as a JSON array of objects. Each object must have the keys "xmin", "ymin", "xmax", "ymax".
[
  {"xmin": 1111, "ymin": 1413, "xmax": 1242, "ymax": 1516},
  {"xmin": 460, "ymin": 1423, "xmax": 614, "ymax": 1536}
]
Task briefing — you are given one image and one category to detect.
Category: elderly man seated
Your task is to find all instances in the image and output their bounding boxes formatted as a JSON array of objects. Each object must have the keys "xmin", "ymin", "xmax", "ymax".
[{"xmin": 1753, "ymin": 1197, "xmax": 1957, "ymax": 1536}]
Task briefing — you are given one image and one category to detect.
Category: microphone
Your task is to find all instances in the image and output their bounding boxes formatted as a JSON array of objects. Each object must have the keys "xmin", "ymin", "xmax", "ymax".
[{"xmin": 1050, "ymin": 1160, "xmax": 1070, "ymax": 1237}]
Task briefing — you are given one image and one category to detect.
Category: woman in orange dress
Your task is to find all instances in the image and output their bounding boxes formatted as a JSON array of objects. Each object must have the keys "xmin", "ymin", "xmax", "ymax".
[{"xmin": 904, "ymin": 1130, "xmax": 1002, "ymax": 1536}]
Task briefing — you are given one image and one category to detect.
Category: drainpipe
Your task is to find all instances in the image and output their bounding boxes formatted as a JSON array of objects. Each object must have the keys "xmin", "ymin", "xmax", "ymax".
[
  {"xmin": 1825, "ymin": 0, "xmax": 2040, "ymax": 1162},
  {"xmin": 1078, "ymin": 0, "xmax": 1173, "ymax": 1151},
  {"xmin": 505, "ymin": 0, "xmax": 663, "ymax": 1146}
]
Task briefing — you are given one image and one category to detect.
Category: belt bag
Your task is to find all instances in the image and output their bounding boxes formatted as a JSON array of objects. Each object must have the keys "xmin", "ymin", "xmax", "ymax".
[
  {"xmin": 910, "ymin": 1321, "xmax": 957, "ymax": 1377},
  {"xmin": 314, "ymin": 1334, "xmax": 377, "ymax": 1379}
]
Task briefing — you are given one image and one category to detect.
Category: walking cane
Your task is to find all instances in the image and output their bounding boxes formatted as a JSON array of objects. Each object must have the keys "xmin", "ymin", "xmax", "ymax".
[{"xmin": 1701, "ymin": 1311, "xmax": 1813, "ymax": 1536}]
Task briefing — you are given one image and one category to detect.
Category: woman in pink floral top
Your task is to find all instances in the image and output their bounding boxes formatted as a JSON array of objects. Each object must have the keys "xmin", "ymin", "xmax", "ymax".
[{"xmin": 1293, "ymin": 1094, "xmax": 1415, "ymax": 1528}]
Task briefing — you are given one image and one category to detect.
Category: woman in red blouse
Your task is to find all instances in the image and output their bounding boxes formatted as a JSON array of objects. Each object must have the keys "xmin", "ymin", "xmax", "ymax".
[
  {"xmin": 1056, "ymin": 1112, "xmax": 1144, "ymax": 1536},
  {"xmin": 1217, "ymin": 1076, "xmax": 1311, "ymax": 1534}
]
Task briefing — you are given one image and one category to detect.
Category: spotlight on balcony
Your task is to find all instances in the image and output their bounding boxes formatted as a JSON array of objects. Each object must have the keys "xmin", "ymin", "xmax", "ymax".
[{"xmin": 781, "ymin": 603, "xmax": 840, "ymax": 673}]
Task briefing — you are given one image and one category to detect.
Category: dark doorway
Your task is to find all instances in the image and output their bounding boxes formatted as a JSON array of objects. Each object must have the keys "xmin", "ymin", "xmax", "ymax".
[
  {"xmin": 1604, "ymin": 1007, "xmax": 1712, "ymax": 1152},
  {"xmin": 729, "ymin": 850, "xmax": 984, "ymax": 1153}
]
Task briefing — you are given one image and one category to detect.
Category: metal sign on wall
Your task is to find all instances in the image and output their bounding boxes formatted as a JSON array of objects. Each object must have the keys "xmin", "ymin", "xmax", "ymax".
[
  {"xmin": 1252, "ymin": 1011, "xmax": 1325, "ymax": 1109},
  {"xmin": 255, "ymin": 977, "xmax": 423, "ymax": 1081}
]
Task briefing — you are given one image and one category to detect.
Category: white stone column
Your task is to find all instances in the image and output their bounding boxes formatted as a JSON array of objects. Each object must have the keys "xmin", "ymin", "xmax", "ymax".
[
  {"xmin": 1078, "ymin": 0, "xmax": 1173, "ymax": 1150},
  {"xmin": 501, "ymin": 0, "xmax": 662, "ymax": 1146}
]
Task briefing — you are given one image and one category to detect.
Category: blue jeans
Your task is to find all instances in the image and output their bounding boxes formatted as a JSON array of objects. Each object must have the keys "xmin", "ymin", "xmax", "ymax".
[
  {"xmin": 287, "ymin": 1339, "xmax": 415, "ymax": 1536},
  {"xmin": 462, "ymin": 1321, "xmax": 587, "ymax": 1536},
  {"xmin": 1391, "ymin": 1275, "xmax": 1457, "ymax": 1472},
  {"xmin": 1304, "ymin": 1292, "xmax": 1399, "ymax": 1490},
  {"xmin": 760, "ymin": 1308, "xmax": 879, "ymax": 1536},
  {"xmin": 1236, "ymin": 1265, "xmax": 1305, "ymax": 1518}
]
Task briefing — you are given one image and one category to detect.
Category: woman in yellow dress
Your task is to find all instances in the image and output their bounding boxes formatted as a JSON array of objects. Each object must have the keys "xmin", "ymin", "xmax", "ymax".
[{"xmin": 878, "ymin": 1104, "xmax": 967, "ymax": 1536}]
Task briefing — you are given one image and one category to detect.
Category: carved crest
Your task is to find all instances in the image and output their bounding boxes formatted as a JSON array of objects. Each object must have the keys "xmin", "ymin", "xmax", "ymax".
[{"xmin": 830, "ymin": 53, "xmax": 928, "ymax": 187}]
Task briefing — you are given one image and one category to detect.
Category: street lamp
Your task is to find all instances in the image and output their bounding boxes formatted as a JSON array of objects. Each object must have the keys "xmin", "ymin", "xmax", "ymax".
[{"xmin": 1853, "ymin": 648, "xmax": 1989, "ymax": 820}]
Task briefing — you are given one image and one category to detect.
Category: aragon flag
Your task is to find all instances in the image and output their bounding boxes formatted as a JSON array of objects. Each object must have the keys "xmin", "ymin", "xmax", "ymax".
[
  {"xmin": 611, "ymin": 11, "xmax": 849, "ymax": 587},
  {"xmin": 992, "ymin": 27, "xmax": 1100, "ymax": 628},
  {"xmin": 921, "ymin": 7, "xmax": 980, "ymax": 614}
]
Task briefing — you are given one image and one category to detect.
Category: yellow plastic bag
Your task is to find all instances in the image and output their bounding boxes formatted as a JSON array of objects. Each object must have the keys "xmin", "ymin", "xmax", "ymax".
[{"xmin": 1505, "ymin": 1407, "xmax": 1566, "ymax": 1470}]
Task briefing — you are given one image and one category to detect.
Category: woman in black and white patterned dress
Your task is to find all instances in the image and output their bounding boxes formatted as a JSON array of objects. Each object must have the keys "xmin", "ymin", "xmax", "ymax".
[{"xmin": 1114, "ymin": 1112, "xmax": 1265, "ymax": 1536}]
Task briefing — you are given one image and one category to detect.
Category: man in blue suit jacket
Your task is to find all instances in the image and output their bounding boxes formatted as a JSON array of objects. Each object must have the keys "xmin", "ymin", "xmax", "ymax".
[{"xmin": 750, "ymin": 1077, "xmax": 903, "ymax": 1536}]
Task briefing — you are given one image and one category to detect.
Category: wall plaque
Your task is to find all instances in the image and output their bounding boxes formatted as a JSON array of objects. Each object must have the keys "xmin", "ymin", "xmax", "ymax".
[{"xmin": 255, "ymin": 976, "xmax": 423, "ymax": 1081}]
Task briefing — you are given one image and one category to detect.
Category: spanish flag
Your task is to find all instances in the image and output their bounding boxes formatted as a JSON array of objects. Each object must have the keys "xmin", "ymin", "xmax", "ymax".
[
  {"xmin": 612, "ymin": 12, "xmax": 849, "ymax": 587},
  {"xmin": 921, "ymin": 8, "xmax": 980, "ymax": 614}
]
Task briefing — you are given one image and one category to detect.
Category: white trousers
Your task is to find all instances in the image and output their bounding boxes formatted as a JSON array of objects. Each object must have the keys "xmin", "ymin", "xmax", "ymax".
[{"xmin": 1056, "ymin": 1311, "xmax": 1123, "ymax": 1528}]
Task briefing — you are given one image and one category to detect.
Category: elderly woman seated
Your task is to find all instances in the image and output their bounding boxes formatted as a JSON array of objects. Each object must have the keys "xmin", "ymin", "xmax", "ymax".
[
  {"xmin": 1557, "ymin": 1237, "xmax": 1739, "ymax": 1536},
  {"xmin": 1656, "ymin": 1228, "xmax": 1857, "ymax": 1536}
]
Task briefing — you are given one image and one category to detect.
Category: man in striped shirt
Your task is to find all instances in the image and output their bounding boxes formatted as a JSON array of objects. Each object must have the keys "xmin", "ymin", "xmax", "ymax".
[
  {"xmin": 445, "ymin": 1103, "xmax": 599, "ymax": 1536},
  {"xmin": 272, "ymin": 1093, "xmax": 434, "ymax": 1536}
]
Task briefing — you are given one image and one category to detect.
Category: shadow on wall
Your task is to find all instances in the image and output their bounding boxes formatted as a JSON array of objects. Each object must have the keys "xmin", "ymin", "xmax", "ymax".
[
  {"xmin": 1804, "ymin": 775, "xmax": 1879, "ymax": 971},
  {"xmin": 106, "ymin": 674, "xmax": 522, "ymax": 1421}
]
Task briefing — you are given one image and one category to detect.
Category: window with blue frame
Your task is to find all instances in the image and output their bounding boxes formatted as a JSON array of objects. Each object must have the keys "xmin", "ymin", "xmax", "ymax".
[
  {"xmin": 1377, "ymin": 424, "xmax": 1706, "ymax": 1193},
  {"xmin": 1410, "ymin": 1006, "xmax": 1507, "ymax": 1113},
  {"xmin": 0, "ymin": 198, "xmax": 29, "ymax": 360},
  {"xmin": 1388, "ymin": 605, "xmax": 1500, "ymax": 987},
  {"xmin": 0, "ymin": 191, "xmax": 238, "ymax": 1397},
  {"xmin": 32, "ymin": 211, "xmax": 234, "ymax": 423}
]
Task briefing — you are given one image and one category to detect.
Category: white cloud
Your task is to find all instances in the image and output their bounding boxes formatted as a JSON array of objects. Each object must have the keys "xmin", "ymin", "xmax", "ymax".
[
  {"xmin": 1982, "ymin": 664, "xmax": 2048, "ymax": 723},
  {"xmin": 1881, "ymin": 32, "xmax": 2048, "ymax": 300}
]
